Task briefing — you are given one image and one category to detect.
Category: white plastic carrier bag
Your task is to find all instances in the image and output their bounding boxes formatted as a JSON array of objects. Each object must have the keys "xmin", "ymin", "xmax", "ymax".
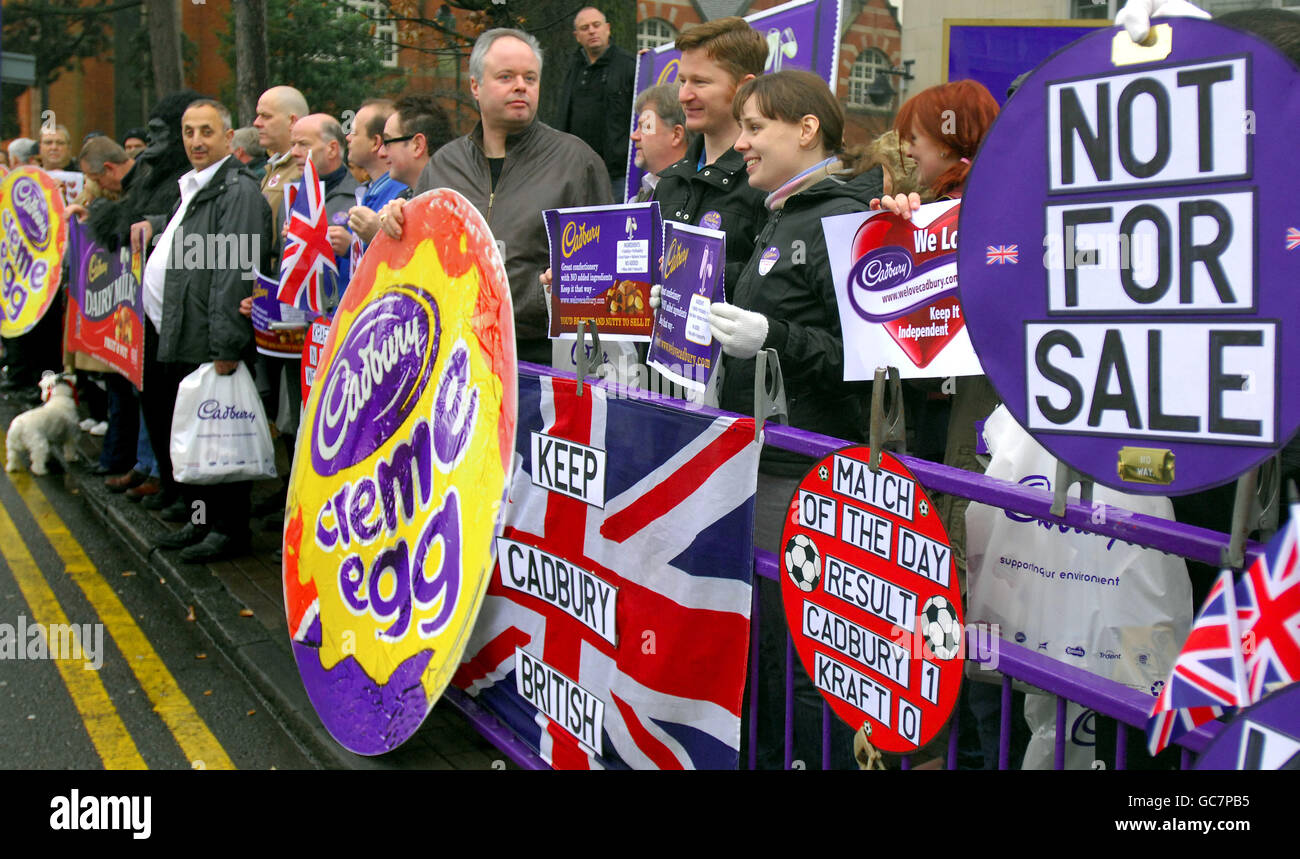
[
  {"xmin": 170, "ymin": 362, "xmax": 277, "ymax": 484},
  {"xmin": 965, "ymin": 406, "xmax": 1192, "ymax": 698}
]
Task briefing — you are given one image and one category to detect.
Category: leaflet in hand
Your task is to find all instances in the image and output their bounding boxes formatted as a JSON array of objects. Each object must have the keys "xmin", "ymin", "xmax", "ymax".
[
  {"xmin": 543, "ymin": 202, "xmax": 660, "ymax": 341},
  {"xmin": 647, "ymin": 221, "xmax": 725, "ymax": 393}
]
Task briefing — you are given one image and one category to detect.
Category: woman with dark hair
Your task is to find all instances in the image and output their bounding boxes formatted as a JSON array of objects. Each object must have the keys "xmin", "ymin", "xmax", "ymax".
[{"xmin": 660, "ymin": 69, "xmax": 885, "ymax": 768}]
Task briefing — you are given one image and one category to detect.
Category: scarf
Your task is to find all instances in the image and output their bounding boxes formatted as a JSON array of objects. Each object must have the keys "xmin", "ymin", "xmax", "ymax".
[{"xmin": 765, "ymin": 156, "xmax": 842, "ymax": 211}]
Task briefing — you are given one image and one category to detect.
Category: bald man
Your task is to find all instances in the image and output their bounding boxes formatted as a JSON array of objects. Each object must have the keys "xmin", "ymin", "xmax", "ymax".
[
  {"xmin": 288, "ymin": 113, "xmax": 359, "ymax": 309},
  {"xmin": 253, "ymin": 85, "xmax": 309, "ymax": 237}
]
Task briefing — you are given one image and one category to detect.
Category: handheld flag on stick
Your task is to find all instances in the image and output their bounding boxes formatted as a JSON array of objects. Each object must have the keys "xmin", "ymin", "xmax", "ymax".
[{"xmin": 276, "ymin": 155, "xmax": 339, "ymax": 313}]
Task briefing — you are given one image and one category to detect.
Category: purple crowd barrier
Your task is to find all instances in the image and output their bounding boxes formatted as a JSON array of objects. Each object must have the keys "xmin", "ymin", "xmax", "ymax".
[{"xmin": 443, "ymin": 362, "xmax": 1244, "ymax": 770}]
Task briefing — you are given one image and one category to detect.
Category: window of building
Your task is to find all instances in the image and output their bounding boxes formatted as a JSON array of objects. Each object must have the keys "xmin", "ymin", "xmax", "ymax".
[
  {"xmin": 347, "ymin": 0, "xmax": 399, "ymax": 68},
  {"xmin": 1071, "ymin": 0, "xmax": 1113, "ymax": 19},
  {"xmin": 638, "ymin": 18, "xmax": 678, "ymax": 52},
  {"xmin": 847, "ymin": 48, "xmax": 892, "ymax": 109}
]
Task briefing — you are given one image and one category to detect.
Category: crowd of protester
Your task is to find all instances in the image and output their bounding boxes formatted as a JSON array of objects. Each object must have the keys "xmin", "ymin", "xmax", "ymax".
[{"xmin": 2, "ymin": 0, "xmax": 1298, "ymax": 768}]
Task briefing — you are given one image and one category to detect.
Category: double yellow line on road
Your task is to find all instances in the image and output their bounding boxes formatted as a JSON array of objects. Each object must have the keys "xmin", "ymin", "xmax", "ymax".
[{"xmin": 1, "ymin": 458, "xmax": 233, "ymax": 769}]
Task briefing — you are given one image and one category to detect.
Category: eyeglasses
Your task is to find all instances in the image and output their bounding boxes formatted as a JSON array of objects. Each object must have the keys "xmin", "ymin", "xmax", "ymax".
[{"xmin": 380, "ymin": 133, "xmax": 417, "ymax": 147}]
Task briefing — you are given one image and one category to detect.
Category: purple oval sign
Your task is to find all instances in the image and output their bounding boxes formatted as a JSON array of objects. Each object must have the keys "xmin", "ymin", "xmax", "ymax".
[
  {"xmin": 852, "ymin": 247, "xmax": 914, "ymax": 293},
  {"xmin": 10, "ymin": 176, "xmax": 52, "ymax": 251},
  {"xmin": 959, "ymin": 20, "xmax": 1300, "ymax": 496},
  {"xmin": 311, "ymin": 286, "xmax": 440, "ymax": 475}
]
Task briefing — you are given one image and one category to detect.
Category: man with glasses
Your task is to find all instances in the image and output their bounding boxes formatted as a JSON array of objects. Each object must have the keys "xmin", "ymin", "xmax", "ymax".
[
  {"xmin": 345, "ymin": 98, "xmax": 411, "ymax": 246},
  {"xmin": 40, "ymin": 124, "xmax": 76, "ymax": 172},
  {"xmin": 377, "ymin": 94, "xmax": 450, "ymax": 192}
]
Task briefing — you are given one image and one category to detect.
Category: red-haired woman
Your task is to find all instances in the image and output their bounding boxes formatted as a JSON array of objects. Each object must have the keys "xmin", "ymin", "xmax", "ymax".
[{"xmin": 876, "ymin": 79, "xmax": 1003, "ymax": 768}]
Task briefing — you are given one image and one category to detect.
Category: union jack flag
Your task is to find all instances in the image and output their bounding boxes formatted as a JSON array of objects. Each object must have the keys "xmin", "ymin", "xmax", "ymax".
[
  {"xmin": 452, "ymin": 372, "xmax": 761, "ymax": 769},
  {"xmin": 275, "ymin": 155, "xmax": 339, "ymax": 313},
  {"xmin": 1148, "ymin": 505, "xmax": 1300, "ymax": 755},
  {"xmin": 985, "ymin": 244, "xmax": 1018, "ymax": 265},
  {"xmin": 1287, "ymin": 228, "xmax": 1300, "ymax": 251}
]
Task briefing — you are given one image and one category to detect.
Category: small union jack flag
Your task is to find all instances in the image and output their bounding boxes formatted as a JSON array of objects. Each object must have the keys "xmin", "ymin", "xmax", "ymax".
[
  {"xmin": 1286, "ymin": 228, "xmax": 1300, "ymax": 251},
  {"xmin": 1148, "ymin": 504, "xmax": 1300, "ymax": 755},
  {"xmin": 275, "ymin": 155, "xmax": 339, "ymax": 313},
  {"xmin": 986, "ymin": 244, "xmax": 1018, "ymax": 265}
]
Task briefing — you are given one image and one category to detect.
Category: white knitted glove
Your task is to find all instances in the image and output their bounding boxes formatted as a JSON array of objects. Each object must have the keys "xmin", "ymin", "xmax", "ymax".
[
  {"xmin": 709, "ymin": 302, "xmax": 769, "ymax": 360},
  {"xmin": 1115, "ymin": 0, "xmax": 1210, "ymax": 44},
  {"xmin": 649, "ymin": 284, "xmax": 661, "ymax": 310}
]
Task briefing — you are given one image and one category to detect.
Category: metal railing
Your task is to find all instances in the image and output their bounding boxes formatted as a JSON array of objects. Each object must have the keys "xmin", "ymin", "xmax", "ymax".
[{"xmin": 444, "ymin": 362, "xmax": 1252, "ymax": 770}]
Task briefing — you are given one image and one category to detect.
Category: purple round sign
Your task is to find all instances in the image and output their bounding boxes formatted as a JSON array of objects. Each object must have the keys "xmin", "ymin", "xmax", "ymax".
[{"xmin": 959, "ymin": 20, "xmax": 1300, "ymax": 495}]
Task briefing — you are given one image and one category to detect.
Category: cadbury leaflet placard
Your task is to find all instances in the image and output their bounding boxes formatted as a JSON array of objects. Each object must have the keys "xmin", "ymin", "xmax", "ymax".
[
  {"xmin": 959, "ymin": 20, "xmax": 1300, "ymax": 495},
  {"xmin": 781, "ymin": 448, "xmax": 963, "ymax": 753},
  {"xmin": 822, "ymin": 201, "xmax": 982, "ymax": 379},
  {"xmin": 543, "ymin": 202, "xmax": 659, "ymax": 341},
  {"xmin": 647, "ymin": 221, "xmax": 726, "ymax": 393},
  {"xmin": 283, "ymin": 189, "xmax": 517, "ymax": 755},
  {"xmin": 0, "ymin": 167, "xmax": 68, "ymax": 336}
]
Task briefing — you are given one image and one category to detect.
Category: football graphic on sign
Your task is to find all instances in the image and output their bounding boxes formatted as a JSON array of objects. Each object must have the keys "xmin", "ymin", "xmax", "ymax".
[
  {"xmin": 781, "ymin": 447, "xmax": 963, "ymax": 753},
  {"xmin": 283, "ymin": 189, "xmax": 517, "ymax": 754}
]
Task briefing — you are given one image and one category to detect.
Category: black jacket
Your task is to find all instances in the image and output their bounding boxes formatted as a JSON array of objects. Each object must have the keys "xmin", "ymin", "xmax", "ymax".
[
  {"xmin": 145, "ymin": 156, "xmax": 274, "ymax": 365},
  {"xmin": 555, "ymin": 43, "xmax": 636, "ymax": 179},
  {"xmin": 416, "ymin": 121, "xmax": 612, "ymax": 340},
  {"xmin": 719, "ymin": 167, "xmax": 884, "ymax": 475},
  {"xmin": 653, "ymin": 135, "xmax": 768, "ymax": 300}
]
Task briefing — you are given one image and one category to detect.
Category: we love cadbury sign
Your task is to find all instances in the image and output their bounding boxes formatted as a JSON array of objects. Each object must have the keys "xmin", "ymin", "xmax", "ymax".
[
  {"xmin": 823, "ymin": 200, "xmax": 983, "ymax": 379},
  {"xmin": 959, "ymin": 21, "xmax": 1300, "ymax": 496}
]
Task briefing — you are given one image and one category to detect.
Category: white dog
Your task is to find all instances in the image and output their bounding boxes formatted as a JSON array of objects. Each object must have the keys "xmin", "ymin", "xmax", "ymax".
[{"xmin": 6, "ymin": 372, "xmax": 82, "ymax": 475}]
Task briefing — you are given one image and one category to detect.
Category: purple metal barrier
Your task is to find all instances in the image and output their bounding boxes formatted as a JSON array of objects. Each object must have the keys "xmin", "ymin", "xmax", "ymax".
[{"xmin": 447, "ymin": 362, "xmax": 1242, "ymax": 770}]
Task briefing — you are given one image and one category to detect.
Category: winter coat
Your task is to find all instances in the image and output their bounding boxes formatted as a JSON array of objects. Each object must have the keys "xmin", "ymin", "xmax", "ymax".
[
  {"xmin": 415, "ymin": 120, "xmax": 612, "ymax": 340},
  {"xmin": 554, "ymin": 43, "xmax": 636, "ymax": 179},
  {"xmin": 653, "ymin": 136, "xmax": 768, "ymax": 299},
  {"xmin": 719, "ymin": 166, "xmax": 884, "ymax": 475},
  {"xmin": 145, "ymin": 157, "xmax": 274, "ymax": 365}
]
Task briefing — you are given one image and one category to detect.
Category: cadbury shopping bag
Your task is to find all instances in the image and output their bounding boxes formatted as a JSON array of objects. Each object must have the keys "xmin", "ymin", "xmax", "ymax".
[{"xmin": 170, "ymin": 362, "xmax": 277, "ymax": 484}]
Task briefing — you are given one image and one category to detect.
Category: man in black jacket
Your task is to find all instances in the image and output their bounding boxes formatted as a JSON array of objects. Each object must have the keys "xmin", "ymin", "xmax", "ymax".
[
  {"xmin": 555, "ymin": 7, "xmax": 635, "ymax": 200},
  {"xmin": 130, "ymin": 99, "xmax": 274, "ymax": 563}
]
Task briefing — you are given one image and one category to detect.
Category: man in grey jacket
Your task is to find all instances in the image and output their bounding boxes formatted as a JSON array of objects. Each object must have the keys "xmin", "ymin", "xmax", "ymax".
[
  {"xmin": 380, "ymin": 28, "xmax": 612, "ymax": 365},
  {"xmin": 130, "ymin": 99, "xmax": 274, "ymax": 563}
]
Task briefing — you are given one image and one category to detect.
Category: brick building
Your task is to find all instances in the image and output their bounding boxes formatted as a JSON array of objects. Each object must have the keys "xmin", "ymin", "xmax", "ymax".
[{"xmin": 636, "ymin": 0, "xmax": 906, "ymax": 145}]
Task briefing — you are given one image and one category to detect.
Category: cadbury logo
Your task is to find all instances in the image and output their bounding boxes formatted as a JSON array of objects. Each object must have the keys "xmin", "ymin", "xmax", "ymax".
[
  {"xmin": 198, "ymin": 400, "xmax": 257, "ymax": 422},
  {"xmin": 852, "ymin": 247, "xmax": 913, "ymax": 292},
  {"xmin": 10, "ymin": 177, "xmax": 51, "ymax": 250},
  {"xmin": 313, "ymin": 288, "xmax": 440, "ymax": 475},
  {"xmin": 663, "ymin": 237, "xmax": 689, "ymax": 279},
  {"xmin": 561, "ymin": 220, "xmax": 600, "ymax": 258}
]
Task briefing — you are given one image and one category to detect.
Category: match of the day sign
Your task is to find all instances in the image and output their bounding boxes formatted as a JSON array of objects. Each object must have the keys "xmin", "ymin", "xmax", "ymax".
[
  {"xmin": 959, "ymin": 20, "xmax": 1300, "ymax": 495},
  {"xmin": 780, "ymin": 447, "xmax": 963, "ymax": 753}
]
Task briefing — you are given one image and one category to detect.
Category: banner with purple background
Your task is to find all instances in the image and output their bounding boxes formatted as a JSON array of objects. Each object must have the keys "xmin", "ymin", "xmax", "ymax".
[
  {"xmin": 957, "ymin": 19, "xmax": 1300, "ymax": 496},
  {"xmin": 544, "ymin": 202, "xmax": 660, "ymax": 341},
  {"xmin": 627, "ymin": 0, "xmax": 842, "ymax": 201},
  {"xmin": 647, "ymin": 221, "xmax": 725, "ymax": 393}
]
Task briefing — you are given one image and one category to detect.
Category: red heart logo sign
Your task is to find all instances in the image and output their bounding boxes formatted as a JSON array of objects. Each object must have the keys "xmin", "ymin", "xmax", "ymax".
[
  {"xmin": 882, "ymin": 295, "xmax": 965, "ymax": 368},
  {"xmin": 849, "ymin": 204, "xmax": 964, "ymax": 369}
]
